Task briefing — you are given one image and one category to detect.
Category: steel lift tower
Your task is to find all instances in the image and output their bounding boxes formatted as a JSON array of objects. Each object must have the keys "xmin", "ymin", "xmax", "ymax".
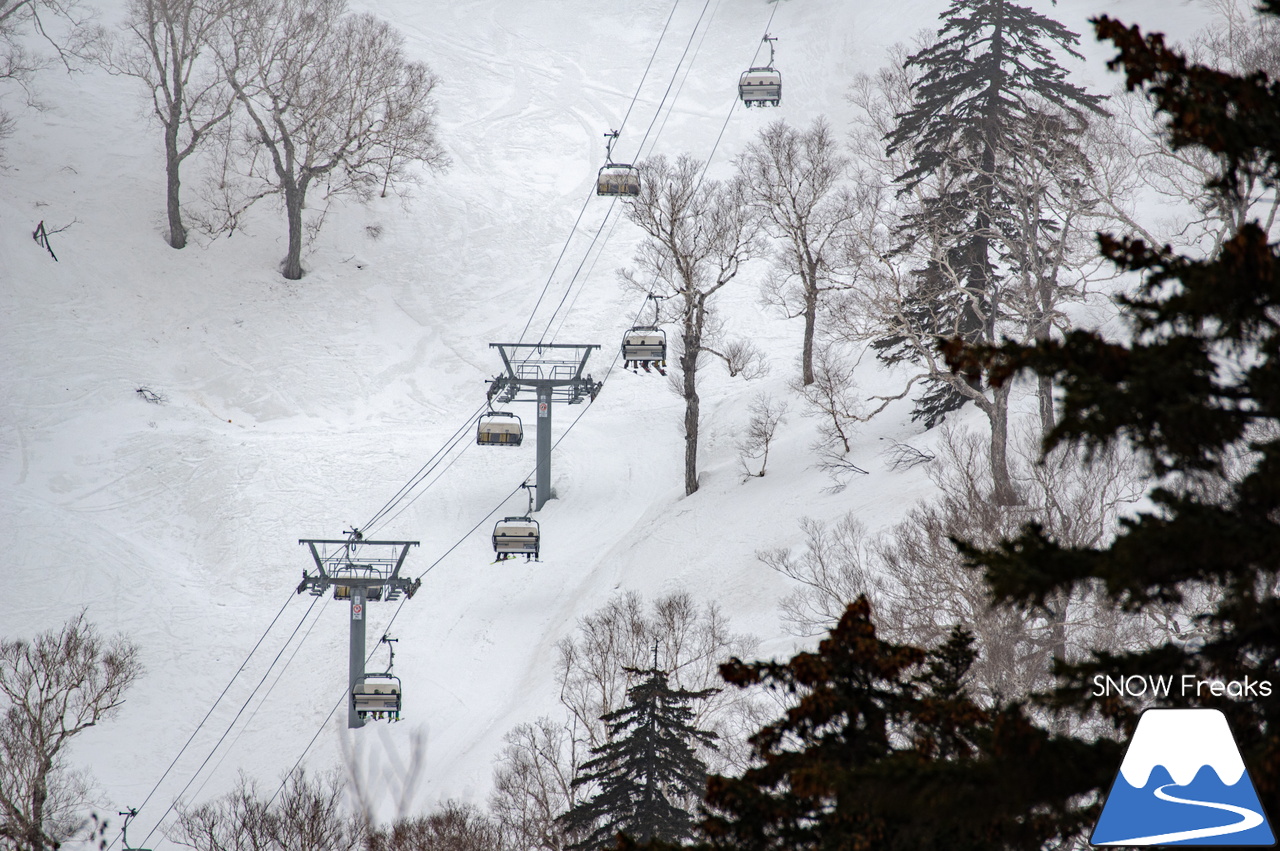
[
  {"xmin": 487, "ymin": 343, "xmax": 603, "ymax": 511},
  {"xmin": 296, "ymin": 535, "xmax": 420, "ymax": 728}
]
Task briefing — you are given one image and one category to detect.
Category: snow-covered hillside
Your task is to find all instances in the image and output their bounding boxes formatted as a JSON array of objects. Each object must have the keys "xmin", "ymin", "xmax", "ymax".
[{"xmin": 0, "ymin": 0, "xmax": 1214, "ymax": 843}]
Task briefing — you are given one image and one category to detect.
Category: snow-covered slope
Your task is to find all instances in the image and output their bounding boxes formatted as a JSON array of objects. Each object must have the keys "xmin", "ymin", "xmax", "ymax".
[{"xmin": 0, "ymin": 0, "xmax": 1213, "ymax": 841}]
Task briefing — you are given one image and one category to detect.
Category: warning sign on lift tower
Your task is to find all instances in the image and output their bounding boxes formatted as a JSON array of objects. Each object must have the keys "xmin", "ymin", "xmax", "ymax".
[
  {"xmin": 539, "ymin": 401, "xmax": 549, "ymax": 418},
  {"xmin": 352, "ymin": 602, "xmax": 363, "ymax": 621}
]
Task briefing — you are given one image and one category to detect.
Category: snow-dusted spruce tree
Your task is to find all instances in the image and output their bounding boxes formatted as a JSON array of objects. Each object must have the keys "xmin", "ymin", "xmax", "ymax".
[
  {"xmin": 621, "ymin": 154, "xmax": 762, "ymax": 496},
  {"xmin": 217, "ymin": 0, "xmax": 447, "ymax": 280},
  {"xmin": 735, "ymin": 118, "xmax": 853, "ymax": 387},
  {"xmin": 848, "ymin": 0, "xmax": 1104, "ymax": 504},
  {"xmin": 491, "ymin": 593, "xmax": 759, "ymax": 851},
  {"xmin": 0, "ymin": 614, "xmax": 142, "ymax": 851},
  {"xmin": 98, "ymin": 0, "xmax": 239, "ymax": 249},
  {"xmin": 557, "ymin": 667, "xmax": 717, "ymax": 851}
]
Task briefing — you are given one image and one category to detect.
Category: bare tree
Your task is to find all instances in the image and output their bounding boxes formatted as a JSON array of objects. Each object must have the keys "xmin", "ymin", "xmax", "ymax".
[
  {"xmin": 0, "ymin": 613, "xmax": 143, "ymax": 851},
  {"xmin": 171, "ymin": 770, "xmax": 361, "ymax": 851},
  {"xmin": 489, "ymin": 719, "xmax": 581, "ymax": 851},
  {"xmin": 170, "ymin": 774, "xmax": 272, "ymax": 851},
  {"xmin": 621, "ymin": 154, "xmax": 761, "ymax": 495},
  {"xmin": 757, "ymin": 513, "xmax": 875, "ymax": 637},
  {"xmin": 0, "ymin": 0, "xmax": 93, "ymax": 144},
  {"xmin": 792, "ymin": 341, "xmax": 863, "ymax": 455},
  {"xmin": 736, "ymin": 117, "xmax": 854, "ymax": 385},
  {"xmin": 368, "ymin": 802, "xmax": 508, "ymax": 851},
  {"xmin": 95, "ymin": 0, "xmax": 239, "ymax": 249},
  {"xmin": 736, "ymin": 392, "xmax": 788, "ymax": 479},
  {"xmin": 761, "ymin": 426, "xmax": 1154, "ymax": 708},
  {"xmin": 218, "ymin": 0, "xmax": 447, "ymax": 279}
]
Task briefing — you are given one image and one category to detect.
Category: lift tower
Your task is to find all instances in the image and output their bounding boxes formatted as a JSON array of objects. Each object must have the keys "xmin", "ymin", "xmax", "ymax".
[
  {"xmin": 487, "ymin": 343, "xmax": 603, "ymax": 511},
  {"xmin": 296, "ymin": 535, "xmax": 420, "ymax": 728}
]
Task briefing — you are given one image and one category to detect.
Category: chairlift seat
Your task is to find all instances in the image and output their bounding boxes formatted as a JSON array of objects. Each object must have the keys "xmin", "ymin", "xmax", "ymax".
[
  {"xmin": 739, "ymin": 68, "xmax": 782, "ymax": 106},
  {"xmin": 493, "ymin": 516, "xmax": 540, "ymax": 557},
  {"xmin": 622, "ymin": 327, "xmax": 667, "ymax": 362},
  {"xmin": 598, "ymin": 164, "xmax": 641, "ymax": 197},
  {"xmin": 478, "ymin": 411, "xmax": 523, "ymax": 446},
  {"xmin": 353, "ymin": 676, "xmax": 401, "ymax": 717}
]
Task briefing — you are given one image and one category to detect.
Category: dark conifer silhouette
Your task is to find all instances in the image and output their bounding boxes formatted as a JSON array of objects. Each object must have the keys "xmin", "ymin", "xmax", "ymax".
[
  {"xmin": 672, "ymin": 597, "xmax": 1098, "ymax": 851},
  {"xmin": 558, "ymin": 666, "xmax": 717, "ymax": 850},
  {"xmin": 945, "ymin": 0, "xmax": 1280, "ymax": 826}
]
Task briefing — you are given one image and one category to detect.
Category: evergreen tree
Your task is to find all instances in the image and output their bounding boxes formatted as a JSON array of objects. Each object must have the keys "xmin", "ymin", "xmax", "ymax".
[
  {"xmin": 558, "ymin": 667, "xmax": 718, "ymax": 850},
  {"xmin": 945, "ymin": 0, "xmax": 1280, "ymax": 832},
  {"xmin": 877, "ymin": 0, "xmax": 1104, "ymax": 501},
  {"xmin": 678, "ymin": 597, "xmax": 1102, "ymax": 851}
]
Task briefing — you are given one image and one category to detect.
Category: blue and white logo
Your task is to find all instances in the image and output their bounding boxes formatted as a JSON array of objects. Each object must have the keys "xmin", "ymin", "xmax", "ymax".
[{"xmin": 1091, "ymin": 708, "xmax": 1275, "ymax": 846}]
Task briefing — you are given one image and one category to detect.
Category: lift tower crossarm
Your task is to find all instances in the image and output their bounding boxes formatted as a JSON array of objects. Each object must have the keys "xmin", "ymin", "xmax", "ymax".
[{"xmin": 485, "ymin": 342, "xmax": 603, "ymax": 510}]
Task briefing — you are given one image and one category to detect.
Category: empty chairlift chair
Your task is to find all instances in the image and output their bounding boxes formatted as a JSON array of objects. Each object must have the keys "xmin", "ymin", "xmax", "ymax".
[
  {"xmin": 477, "ymin": 411, "xmax": 523, "ymax": 446},
  {"xmin": 493, "ymin": 516, "xmax": 540, "ymax": 561},
  {"xmin": 622, "ymin": 326, "xmax": 667, "ymax": 374},
  {"xmin": 597, "ymin": 129, "xmax": 641, "ymax": 197},
  {"xmin": 352, "ymin": 674, "xmax": 401, "ymax": 721},
  {"xmin": 739, "ymin": 34, "xmax": 781, "ymax": 107}
]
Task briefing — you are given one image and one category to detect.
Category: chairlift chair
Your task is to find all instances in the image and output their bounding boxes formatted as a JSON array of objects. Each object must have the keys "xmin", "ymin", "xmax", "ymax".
[
  {"xmin": 598, "ymin": 164, "xmax": 641, "ymax": 196},
  {"xmin": 739, "ymin": 68, "xmax": 782, "ymax": 106},
  {"xmin": 493, "ymin": 516, "xmax": 540, "ymax": 561},
  {"xmin": 477, "ymin": 410, "xmax": 523, "ymax": 446},
  {"xmin": 352, "ymin": 674, "xmax": 402, "ymax": 721},
  {"xmin": 739, "ymin": 35, "xmax": 781, "ymax": 107},
  {"xmin": 597, "ymin": 129, "xmax": 641, "ymax": 197},
  {"xmin": 622, "ymin": 326, "xmax": 667, "ymax": 373}
]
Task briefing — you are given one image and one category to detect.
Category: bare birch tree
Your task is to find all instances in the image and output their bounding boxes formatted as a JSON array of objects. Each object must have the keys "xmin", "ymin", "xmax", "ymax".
[
  {"xmin": 736, "ymin": 117, "xmax": 854, "ymax": 386},
  {"xmin": 171, "ymin": 770, "xmax": 361, "ymax": 851},
  {"xmin": 0, "ymin": 614, "xmax": 142, "ymax": 851},
  {"xmin": 96, "ymin": 0, "xmax": 239, "ymax": 249},
  {"xmin": 489, "ymin": 718, "xmax": 582, "ymax": 851},
  {"xmin": 621, "ymin": 154, "xmax": 761, "ymax": 496},
  {"xmin": 219, "ymin": 0, "xmax": 446, "ymax": 279}
]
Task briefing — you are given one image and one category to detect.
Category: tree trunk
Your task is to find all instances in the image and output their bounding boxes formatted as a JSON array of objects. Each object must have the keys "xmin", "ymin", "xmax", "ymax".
[
  {"xmin": 26, "ymin": 756, "xmax": 49, "ymax": 851},
  {"xmin": 282, "ymin": 180, "xmax": 305, "ymax": 280},
  {"xmin": 801, "ymin": 260, "xmax": 818, "ymax": 386},
  {"xmin": 1038, "ymin": 373, "xmax": 1054, "ymax": 441},
  {"xmin": 682, "ymin": 301, "xmax": 703, "ymax": 496},
  {"xmin": 988, "ymin": 381, "xmax": 1019, "ymax": 505},
  {"xmin": 164, "ymin": 120, "xmax": 187, "ymax": 250}
]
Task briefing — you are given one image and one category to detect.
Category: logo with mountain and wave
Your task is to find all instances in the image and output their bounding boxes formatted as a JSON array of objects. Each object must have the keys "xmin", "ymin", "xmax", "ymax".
[{"xmin": 1091, "ymin": 708, "xmax": 1275, "ymax": 846}]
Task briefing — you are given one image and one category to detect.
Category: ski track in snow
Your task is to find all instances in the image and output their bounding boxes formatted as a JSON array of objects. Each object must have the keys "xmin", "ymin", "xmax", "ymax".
[{"xmin": 0, "ymin": 0, "xmax": 1220, "ymax": 839}]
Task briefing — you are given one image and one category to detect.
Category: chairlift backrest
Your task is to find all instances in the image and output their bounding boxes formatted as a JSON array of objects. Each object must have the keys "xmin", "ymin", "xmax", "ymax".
[
  {"xmin": 493, "ymin": 516, "xmax": 540, "ymax": 556},
  {"xmin": 353, "ymin": 674, "xmax": 401, "ymax": 718},
  {"xmin": 622, "ymin": 327, "xmax": 666, "ymax": 360},
  {"xmin": 598, "ymin": 164, "xmax": 641, "ymax": 197},
  {"xmin": 739, "ymin": 68, "xmax": 782, "ymax": 105},
  {"xmin": 478, "ymin": 411, "xmax": 523, "ymax": 446}
]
